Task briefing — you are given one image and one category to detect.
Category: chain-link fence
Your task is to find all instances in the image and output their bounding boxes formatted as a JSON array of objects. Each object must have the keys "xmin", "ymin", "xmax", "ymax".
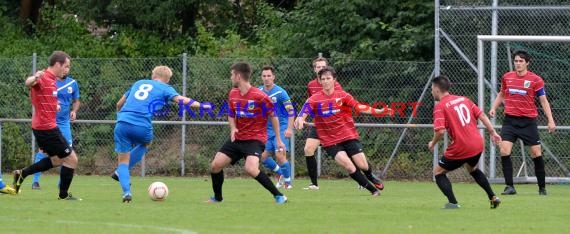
[
  {"xmin": 1, "ymin": 55, "xmax": 439, "ymax": 180},
  {"xmin": 438, "ymin": 0, "xmax": 570, "ymax": 182},
  {"xmin": 2, "ymin": 1, "xmax": 570, "ymax": 182}
]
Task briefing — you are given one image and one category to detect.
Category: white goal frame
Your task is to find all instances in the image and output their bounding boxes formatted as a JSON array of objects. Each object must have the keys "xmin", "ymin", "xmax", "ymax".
[{"xmin": 477, "ymin": 35, "xmax": 570, "ymax": 184}]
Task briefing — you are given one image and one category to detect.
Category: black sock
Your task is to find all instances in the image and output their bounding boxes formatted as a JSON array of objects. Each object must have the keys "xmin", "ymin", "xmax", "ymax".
[
  {"xmin": 211, "ymin": 171, "xmax": 224, "ymax": 201},
  {"xmin": 470, "ymin": 169, "xmax": 495, "ymax": 200},
  {"xmin": 349, "ymin": 170, "xmax": 377, "ymax": 193},
  {"xmin": 533, "ymin": 156, "xmax": 546, "ymax": 189},
  {"xmin": 435, "ymin": 174, "xmax": 457, "ymax": 204},
  {"xmin": 59, "ymin": 166, "xmax": 74, "ymax": 199},
  {"xmin": 22, "ymin": 157, "xmax": 54, "ymax": 178},
  {"xmin": 501, "ymin": 155, "xmax": 514, "ymax": 187},
  {"xmin": 254, "ymin": 171, "xmax": 282, "ymax": 196},
  {"xmin": 306, "ymin": 155, "xmax": 318, "ymax": 186},
  {"xmin": 361, "ymin": 168, "xmax": 375, "ymax": 182}
]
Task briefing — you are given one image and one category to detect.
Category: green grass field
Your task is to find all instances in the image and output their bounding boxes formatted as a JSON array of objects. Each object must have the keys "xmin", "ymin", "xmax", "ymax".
[{"xmin": 1, "ymin": 174, "xmax": 569, "ymax": 234}]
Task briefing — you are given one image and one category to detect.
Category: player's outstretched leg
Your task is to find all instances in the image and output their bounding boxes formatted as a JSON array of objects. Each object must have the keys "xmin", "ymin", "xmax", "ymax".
[
  {"xmin": 117, "ymin": 163, "xmax": 131, "ymax": 203},
  {"xmin": 111, "ymin": 145, "xmax": 146, "ymax": 183},
  {"xmin": 500, "ymin": 155, "xmax": 517, "ymax": 195},
  {"xmin": 532, "ymin": 156, "xmax": 547, "ymax": 195},
  {"xmin": 469, "ymin": 169, "xmax": 500, "ymax": 209},
  {"xmin": 435, "ymin": 174, "xmax": 459, "ymax": 208},
  {"xmin": 262, "ymin": 156, "xmax": 282, "ymax": 187},
  {"xmin": 280, "ymin": 161, "xmax": 292, "ymax": 189}
]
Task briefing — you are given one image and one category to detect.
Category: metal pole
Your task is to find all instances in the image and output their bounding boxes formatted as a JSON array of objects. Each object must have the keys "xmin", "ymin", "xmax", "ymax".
[
  {"xmin": 432, "ymin": 0, "xmax": 441, "ymax": 178},
  {"xmin": 0, "ymin": 121, "xmax": 3, "ymax": 173},
  {"xmin": 31, "ymin": 53, "xmax": 37, "ymax": 163},
  {"xmin": 290, "ymin": 133, "xmax": 295, "ymax": 181},
  {"xmin": 488, "ymin": 0, "xmax": 499, "ymax": 177},
  {"xmin": 477, "ymin": 38, "xmax": 486, "ymax": 173},
  {"xmin": 381, "ymin": 70, "xmax": 435, "ymax": 178},
  {"xmin": 181, "ymin": 53, "xmax": 188, "ymax": 176}
]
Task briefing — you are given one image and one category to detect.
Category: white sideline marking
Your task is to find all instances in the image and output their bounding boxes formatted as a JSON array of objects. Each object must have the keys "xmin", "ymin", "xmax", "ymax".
[
  {"xmin": 55, "ymin": 220, "xmax": 197, "ymax": 234},
  {"xmin": 0, "ymin": 216, "xmax": 196, "ymax": 234}
]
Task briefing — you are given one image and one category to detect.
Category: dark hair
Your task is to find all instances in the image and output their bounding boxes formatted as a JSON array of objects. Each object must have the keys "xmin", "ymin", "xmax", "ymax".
[
  {"xmin": 231, "ymin": 62, "xmax": 252, "ymax": 81},
  {"xmin": 513, "ymin": 50, "xmax": 531, "ymax": 62},
  {"xmin": 318, "ymin": 66, "xmax": 336, "ymax": 79},
  {"xmin": 261, "ymin": 65, "xmax": 275, "ymax": 74},
  {"xmin": 48, "ymin": 51, "xmax": 70, "ymax": 66},
  {"xmin": 312, "ymin": 57, "xmax": 328, "ymax": 67},
  {"xmin": 432, "ymin": 75, "xmax": 451, "ymax": 92}
]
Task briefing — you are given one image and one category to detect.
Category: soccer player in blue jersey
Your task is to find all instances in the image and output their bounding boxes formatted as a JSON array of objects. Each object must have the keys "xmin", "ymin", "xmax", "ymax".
[
  {"xmin": 113, "ymin": 65, "xmax": 209, "ymax": 203},
  {"xmin": 258, "ymin": 66, "xmax": 295, "ymax": 189},
  {"xmin": 31, "ymin": 71, "xmax": 80, "ymax": 190}
]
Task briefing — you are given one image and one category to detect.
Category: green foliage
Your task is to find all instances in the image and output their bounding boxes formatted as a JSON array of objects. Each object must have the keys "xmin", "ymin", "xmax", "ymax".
[
  {"xmin": 270, "ymin": 0, "xmax": 434, "ymax": 60},
  {"xmin": 1, "ymin": 123, "xmax": 31, "ymax": 170}
]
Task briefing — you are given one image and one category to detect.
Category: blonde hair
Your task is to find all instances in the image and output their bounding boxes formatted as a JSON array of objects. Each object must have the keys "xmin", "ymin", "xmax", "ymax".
[{"xmin": 152, "ymin": 66, "xmax": 173, "ymax": 80}]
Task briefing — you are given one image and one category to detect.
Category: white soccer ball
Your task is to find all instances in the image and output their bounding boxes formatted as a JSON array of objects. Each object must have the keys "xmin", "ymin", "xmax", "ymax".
[{"xmin": 148, "ymin": 181, "xmax": 169, "ymax": 201}]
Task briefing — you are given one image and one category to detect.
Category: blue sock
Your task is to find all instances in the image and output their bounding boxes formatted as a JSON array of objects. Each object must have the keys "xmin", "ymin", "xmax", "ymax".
[
  {"xmin": 0, "ymin": 179, "xmax": 5, "ymax": 189},
  {"xmin": 280, "ymin": 161, "xmax": 291, "ymax": 183},
  {"xmin": 118, "ymin": 163, "xmax": 130, "ymax": 195},
  {"xmin": 129, "ymin": 145, "xmax": 147, "ymax": 169},
  {"xmin": 32, "ymin": 152, "xmax": 46, "ymax": 183},
  {"xmin": 262, "ymin": 157, "xmax": 280, "ymax": 175}
]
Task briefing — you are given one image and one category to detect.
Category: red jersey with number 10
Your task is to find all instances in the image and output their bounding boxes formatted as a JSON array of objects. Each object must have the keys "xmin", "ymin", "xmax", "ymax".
[
  {"xmin": 31, "ymin": 70, "xmax": 58, "ymax": 130},
  {"xmin": 433, "ymin": 95, "xmax": 484, "ymax": 159},
  {"xmin": 228, "ymin": 87, "xmax": 275, "ymax": 143}
]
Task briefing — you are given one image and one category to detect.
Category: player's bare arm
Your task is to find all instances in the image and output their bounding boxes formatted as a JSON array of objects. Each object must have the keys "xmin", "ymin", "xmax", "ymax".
[
  {"xmin": 70, "ymin": 99, "xmax": 81, "ymax": 121},
  {"xmin": 538, "ymin": 95, "xmax": 556, "ymax": 133},
  {"xmin": 173, "ymin": 96, "xmax": 210, "ymax": 109},
  {"xmin": 284, "ymin": 103, "xmax": 295, "ymax": 138},
  {"xmin": 268, "ymin": 113, "xmax": 286, "ymax": 151},
  {"xmin": 428, "ymin": 129, "xmax": 445, "ymax": 152},
  {"xmin": 25, "ymin": 70, "xmax": 44, "ymax": 87},
  {"xmin": 294, "ymin": 113, "xmax": 309, "ymax": 130},
  {"xmin": 478, "ymin": 112, "xmax": 502, "ymax": 143},
  {"xmin": 228, "ymin": 117, "xmax": 238, "ymax": 142},
  {"xmin": 356, "ymin": 104, "xmax": 393, "ymax": 116},
  {"xmin": 489, "ymin": 91, "xmax": 504, "ymax": 117},
  {"xmin": 116, "ymin": 95, "xmax": 127, "ymax": 111}
]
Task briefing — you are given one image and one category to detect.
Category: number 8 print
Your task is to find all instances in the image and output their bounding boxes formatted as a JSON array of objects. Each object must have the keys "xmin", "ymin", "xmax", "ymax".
[{"xmin": 134, "ymin": 84, "xmax": 154, "ymax": 100}]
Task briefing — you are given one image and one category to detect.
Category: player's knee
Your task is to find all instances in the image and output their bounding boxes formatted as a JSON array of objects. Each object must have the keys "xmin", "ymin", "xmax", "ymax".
[
  {"xmin": 433, "ymin": 165, "xmax": 446, "ymax": 176},
  {"xmin": 304, "ymin": 145, "xmax": 317, "ymax": 155},
  {"xmin": 244, "ymin": 164, "xmax": 259, "ymax": 177}
]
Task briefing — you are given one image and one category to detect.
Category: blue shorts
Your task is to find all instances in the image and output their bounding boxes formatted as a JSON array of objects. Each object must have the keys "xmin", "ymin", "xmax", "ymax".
[
  {"xmin": 265, "ymin": 131, "xmax": 290, "ymax": 152},
  {"xmin": 114, "ymin": 121, "xmax": 153, "ymax": 153},
  {"xmin": 57, "ymin": 123, "xmax": 73, "ymax": 147}
]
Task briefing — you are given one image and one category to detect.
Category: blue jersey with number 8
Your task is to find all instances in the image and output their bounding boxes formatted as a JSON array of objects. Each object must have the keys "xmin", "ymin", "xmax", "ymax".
[{"xmin": 117, "ymin": 79, "xmax": 179, "ymax": 128}]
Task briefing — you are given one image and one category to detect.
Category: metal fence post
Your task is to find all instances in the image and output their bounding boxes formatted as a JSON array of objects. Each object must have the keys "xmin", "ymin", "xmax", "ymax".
[
  {"xmin": 31, "ymin": 53, "xmax": 37, "ymax": 163},
  {"xmin": 181, "ymin": 53, "xmax": 188, "ymax": 176}
]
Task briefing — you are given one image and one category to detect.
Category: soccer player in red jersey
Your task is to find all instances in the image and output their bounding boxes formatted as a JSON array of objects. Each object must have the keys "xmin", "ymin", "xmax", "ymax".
[
  {"xmin": 13, "ymin": 51, "xmax": 81, "ymax": 200},
  {"xmin": 302, "ymin": 57, "xmax": 343, "ymax": 190},
  {"xmin": 428, "ymin": 75, "xmax": 502, "ymax": 209},
  {"xmin": 207, "ymin": 62, "xmax": 288, "ymax": 204},
  {"xmin": 294, "ymin": 66, "xmax": 386, "ymax": 196},
  {"xmin": 489, "ymin": 50, "xmax": 556, "ymax": 196}
]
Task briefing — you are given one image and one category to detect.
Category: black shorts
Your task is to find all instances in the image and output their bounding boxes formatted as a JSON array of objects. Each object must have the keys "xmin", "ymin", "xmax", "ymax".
[
  {"xmin": 500, "ymin": 115, "xmax": 540, "ymax": 146},
  {"xmin": 218, "ymin": 139, "xmax": 265, "ymax": 165},
  {"xmin": 438, "ymin": 153, "xmax": 482, "ymax": 171},
  {"xmin": 323, "ymin": 139, "xmax": 364, "ymax": 158},
  {"xmin": 33, "ymin": 128, "xmax": 72, "ymax": 158},
  {"xmin": 307, "ymin": 126, "xmax": 319, "ymax": 139}
]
